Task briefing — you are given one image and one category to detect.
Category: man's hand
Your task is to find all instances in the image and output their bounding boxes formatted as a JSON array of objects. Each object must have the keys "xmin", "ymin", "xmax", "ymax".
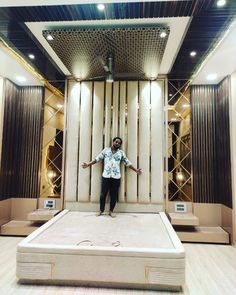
[
  {"xmin": 136, "ymin": 168, "xmax": 142, "ymax": 175},
  {"xmin": 81, "ymin": 162, "xmax": 89, "ymax": 168}
]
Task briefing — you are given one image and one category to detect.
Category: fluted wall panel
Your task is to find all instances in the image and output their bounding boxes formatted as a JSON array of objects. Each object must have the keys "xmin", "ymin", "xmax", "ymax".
[
  {"xmin": 0, "ymin": 79, "xmax": 44, "ymax": 200},
  {"xmin": 191, "ymin": 77, "xmax": 232, "ymax": 207}
]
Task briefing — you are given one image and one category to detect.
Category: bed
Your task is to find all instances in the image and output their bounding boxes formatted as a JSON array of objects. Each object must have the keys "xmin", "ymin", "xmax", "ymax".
[{"xmin": 16, "ymin": 210, "xmax": 185, "ymax": 290}]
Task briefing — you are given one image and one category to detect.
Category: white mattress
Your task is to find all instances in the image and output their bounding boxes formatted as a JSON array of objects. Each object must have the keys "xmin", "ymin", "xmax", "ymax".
[{"xmin": 17, "ymin": 210, "xmax": 185, "ymax": 290}]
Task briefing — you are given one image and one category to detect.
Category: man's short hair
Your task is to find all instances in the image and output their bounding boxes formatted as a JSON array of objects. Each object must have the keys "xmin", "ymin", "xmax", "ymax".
[{"xmin": 112, "ymin": 137, "xmax": 123, "ymax": 144}]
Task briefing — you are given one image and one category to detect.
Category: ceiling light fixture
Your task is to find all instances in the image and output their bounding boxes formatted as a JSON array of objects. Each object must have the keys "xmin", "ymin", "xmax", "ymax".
[
  {"xmin": 28, "ymin": 54, "xmax": 35, "ymax": 59},
  {"xmin": 182, "ymin": 104, "xmax": 190, "ymax": 108},
  {"xmin": 46, "ymin": 34, "xmax": 54, "ymax": 41},
  {"xmin": 207, "ymin": 73, "xmax": 217, "ymax": 81},
  {"xmin": 160, "ymin": 31, "xmax": 167, "ymax": 38},
  {"xmin": 190, "ymin": 51, "xmax": 197, "ymax": 57},
  {"xmin": 217, "ymin": 0, "xmax": 226, "ymax": 7},
  {"xmin": 97, "ymin": 4, "xmax": 105, "ymax": 11}
]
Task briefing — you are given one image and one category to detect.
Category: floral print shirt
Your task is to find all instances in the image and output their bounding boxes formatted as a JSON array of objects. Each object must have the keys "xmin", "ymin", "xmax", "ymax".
[{"xmin": 95, "ymin": 147, "xmax": 132, "ymax": 179}]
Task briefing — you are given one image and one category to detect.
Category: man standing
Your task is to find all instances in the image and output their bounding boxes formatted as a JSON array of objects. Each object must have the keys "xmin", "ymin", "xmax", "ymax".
[{"xmin": 82, "ymin": 137, "xmax": 142, "ymax": 217}]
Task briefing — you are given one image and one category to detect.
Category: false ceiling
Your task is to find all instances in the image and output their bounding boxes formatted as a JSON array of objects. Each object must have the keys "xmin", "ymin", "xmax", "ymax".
[{"xmin": 0, "ymin": 1, "xmax": 236, "ymax": 92}]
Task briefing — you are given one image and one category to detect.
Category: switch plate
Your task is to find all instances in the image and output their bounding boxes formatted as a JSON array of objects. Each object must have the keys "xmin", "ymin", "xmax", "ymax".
[{"xmin": 44, "ymin": 199, "xmax": 55, "ymax": 209}]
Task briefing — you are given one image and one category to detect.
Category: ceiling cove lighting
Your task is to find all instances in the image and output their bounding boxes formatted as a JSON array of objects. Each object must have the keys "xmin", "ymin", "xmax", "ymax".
[
  {"xmin": 207, "ymin": 74, "xmax": 217, "ymax": 81},
  {"xmin": 190, "ymin": 51, "xmax": 197, "ymax": 57},
  {"xmin": 16, "ymin": 76, "xmax": 27, "ymax": 83},
  {"xmin": 217, "ymin": 0, "xmax": 226, "ymax": 7},
  {"xmin": 28, "ymin": 54, "xmax": 35, "ymax": 59},
  {"xmin": 97, "ymin": 4, "xmax": 105, "ymax": 11}
]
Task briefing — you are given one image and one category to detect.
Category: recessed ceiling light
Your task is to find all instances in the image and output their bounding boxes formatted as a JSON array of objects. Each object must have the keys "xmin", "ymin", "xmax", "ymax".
[
  {"xmin": 28, "ymin": 54, "xmax": 35, "ymax": 59},
  {"xmin": 207, "ymin": 74, "xmax": 218, "ymax": 81},
  {"xmin": 182, "ymin": 104, "xmax": 190, "ymax": 108},
  {"xmin": 190, "ymin": 51, "xmax": 197, "ymax": 57},
  {"xmin": 46, "ymin": 34, "xmax": 54, "ymax": 41},
  {"xmin": 16, "ymin": 76, "xmax": 27, "ymax": 83},
  {"xmin": 169, "ymin": 94, "xmax": 173, "ymax": 97},
  {"xmin": 217, "ymin": 0, "xmax": 226, "ymax": 7},
  {"xmin": 160, "ymin": 31, "xmax": 167, "ymax": 38},
  {"xmin": 97, "ymin": 4, "xmax": 105, "ymax": 11}
]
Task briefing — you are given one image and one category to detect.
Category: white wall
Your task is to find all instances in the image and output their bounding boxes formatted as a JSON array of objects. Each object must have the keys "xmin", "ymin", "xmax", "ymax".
[{"xmin": 64, "ymin": 80, "xmax": 165, "ymax": 212}]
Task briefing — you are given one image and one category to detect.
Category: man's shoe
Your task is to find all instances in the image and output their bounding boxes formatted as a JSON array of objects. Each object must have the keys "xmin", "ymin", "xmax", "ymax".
[
  {"xmin": 109, "ymin": 211, "xmax": 116, "ymax": 218},
  {"xmin": 96, "ymin": 211, "xmax": 103, "ymax": 216}
]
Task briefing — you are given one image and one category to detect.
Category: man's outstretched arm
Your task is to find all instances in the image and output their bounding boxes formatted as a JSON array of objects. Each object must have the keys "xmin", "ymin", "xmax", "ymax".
[
  {"xmin": 128, "ymin": 165, "xmax": 142, "ymax": 175},
  {"xmin": 81, "ymin": 160, "xmax": 96, "ymax": 168}
]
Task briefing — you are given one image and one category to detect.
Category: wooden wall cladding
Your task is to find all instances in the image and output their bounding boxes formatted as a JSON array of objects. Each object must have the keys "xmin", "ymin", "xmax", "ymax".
[
  {"xmin": 0, "ymin": 79, "xmax": 44, "ymax": 200},
  {"xmin": 191, "ymin": 77, "xmax": 232, "ymax": 208}
]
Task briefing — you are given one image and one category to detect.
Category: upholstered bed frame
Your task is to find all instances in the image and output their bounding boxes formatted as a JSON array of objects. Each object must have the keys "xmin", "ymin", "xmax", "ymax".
[{"xmin": 17, "ymin": 210, "xmax": 185, "ymax": 290}]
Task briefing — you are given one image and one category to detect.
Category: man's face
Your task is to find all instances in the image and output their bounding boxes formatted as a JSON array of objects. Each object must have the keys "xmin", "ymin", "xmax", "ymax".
[{"xmin": 113, "ymin": 139, "xmax": 122, "ymax": 149}]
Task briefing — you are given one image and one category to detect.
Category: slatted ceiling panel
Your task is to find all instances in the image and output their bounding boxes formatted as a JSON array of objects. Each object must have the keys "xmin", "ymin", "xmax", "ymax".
[
  {"xmin": 126, "ymin": 81, "xmax": 138, "ymax": 203},
  {"xmin": 91, "ymin": 82, "xmax": 104, "ymax": 202},
  {"xmin": 104, "ymin": 83, "xmax": 112, "ymax": 148},
  {"xmin": 119, "ymin": 81, "xmax": 126, "ymax": 203},
  {"xmin": 112, "ymin": 82, "xmax": 119, "ymax": 139},
  {"xmin": 151, "ymin": 81, "xmax": 164, "ymax": 204},
  {"xmin": 77, "ymin": 82, "xmax": 93, "ymax": 202},
  {"xmin": 139, "ymin": 81, "xmax": 150, "ymax": 204},
  {"xmin": 64, "ymin": 81, "xmax": 80, "ymax": 202}
]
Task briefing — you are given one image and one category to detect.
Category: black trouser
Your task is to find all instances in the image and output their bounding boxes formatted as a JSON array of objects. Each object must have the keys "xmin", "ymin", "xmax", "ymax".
[{"xmin": 100, "ymin": 177, "xmax": 121, "ymax": 212}]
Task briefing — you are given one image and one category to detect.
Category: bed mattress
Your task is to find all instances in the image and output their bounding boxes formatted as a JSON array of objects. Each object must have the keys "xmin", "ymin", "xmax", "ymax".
[{"xmin": 16, "ymin": 210, "xmax": 185, "ymax": 290}]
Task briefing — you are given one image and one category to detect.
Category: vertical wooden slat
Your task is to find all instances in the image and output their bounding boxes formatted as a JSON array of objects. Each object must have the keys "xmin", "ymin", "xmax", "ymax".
[
  {"xmin": 112, "ymin": 81, "xmax": 119, "ymax": 139},
  {"xmin": 64, "ymin": 81, "xmax": 80, "ymax": 202},
  {"xmin": 126, "ymin": 81, "xmax": 138, "ymax": 203},
  {"xmin": 119, "ymin": 81, "xmax": 126, "ymax": 203},
  {"xmin": 151, "ymin": 81, "xmax": 164, "ymax": 204},
  {"xmin": 77, "ymin": 82, "xmax": 92, "ymax": 202},
  {"xmin": 104, "ymin": 83, "xmax": 112, "ymax": 148},
  {"xmin": 91, "ymin": 82, "xmax": 104, "ymax": 202},
  {"xmin": 139, "ymin": 81, "xmax": 150, "ymax": 203}
]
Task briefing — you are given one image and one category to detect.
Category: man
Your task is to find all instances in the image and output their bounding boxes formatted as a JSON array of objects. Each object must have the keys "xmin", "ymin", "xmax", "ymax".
[{"xmin": 82, "ymin": 137, "xmax": 142, "ymax": 217}]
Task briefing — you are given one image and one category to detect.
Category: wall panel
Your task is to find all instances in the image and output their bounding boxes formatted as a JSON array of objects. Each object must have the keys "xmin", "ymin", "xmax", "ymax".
[
  {"xmin": 139, "ymin": 81, "xmax": 150, "ymax": 203},
  {"xmin": 151, "ymin": 81, "xmax": 164, "ymax": 203},
  {"xmin": 126, "ymin": 81, "xmax": 138, "ymax": 203},
  {"xmin": 91, "ymin": 82, "xmax": 104, "ymax": 202},
  {"xmin": 65, "ymin": 79, "xmax": 165, "ymax": 211},
  {"xmin": 191, "ymin": 78, "xmax": 232, "ymax": 207},
  {"xmin": 118, "ymin": 81, "xmax": 126, "ymax": 203},
  {"xmin": 77, "ymin": 82, "xmax": 92, "ymax": 202},
  {"xmin": 0, "ymin": 79, "xmax": 43, "ymax": 200},
  {"xmin": 64, "ymin": 81, "xmax": 80, "ymax": 202}
]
